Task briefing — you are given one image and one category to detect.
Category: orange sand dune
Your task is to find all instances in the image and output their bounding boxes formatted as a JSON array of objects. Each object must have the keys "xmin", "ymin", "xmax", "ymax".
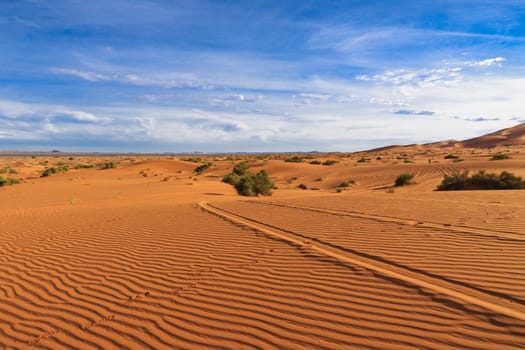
[
  {"xmin": 1, "ymin": 138, "xmax": 525, "ymax": 348},
  {"xmin": 459, "ymin": 122, "xmax": 525, "ymax": 148}
]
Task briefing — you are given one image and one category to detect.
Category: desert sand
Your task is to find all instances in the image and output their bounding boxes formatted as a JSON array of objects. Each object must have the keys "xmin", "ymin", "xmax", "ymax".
[{"xmin": 1, "ymin": 125, "xmax": 525, "ymax": 349}]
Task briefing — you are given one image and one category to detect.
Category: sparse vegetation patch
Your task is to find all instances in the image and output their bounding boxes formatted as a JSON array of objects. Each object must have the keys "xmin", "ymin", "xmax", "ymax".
[
  {"xmin": 284, "ymin": 156, "xmax": 304, "ymax": 163},
  {"xmin": 0, "ymin": 167, "xmax": 17, "ymax": 174},
  {"xmin": 223, "ymin": 161, "xmax": 274, "ymax": 196},
  {"xmin": 444, "ymin": 154, "xmax": 459, "ymax": 159},
  {"xmin": 73, "ymin": 163, "xmax": 94, "ymax": 169},
  {"xmin": 182, "ymin": 157, "xmax": 203, "ymax": 163},
  {"xmin": 436, "ymin": 170, "xmax": 525, "ymax": 191},
  {"xmin": 194, "ymin": 162, "xmax": 212, "ymax": 174},
  {"xmin": 491, "ymin": 154, "xmax": 510, "ymax": 160},
  {"xmin": 394, "ymin": 173, "xmax": 414, "ymax": 187},
  {"xmin": 98, "ymin": 161, "xmax": 118, "ymax": 170},
  {"xmin": 0, "ymin": 176, "xmax": 20, "ymax": 186},
  {"xmin": 338, "ymin": 180, "xmax": 356, "ymax": 188},
  {"xmin": 41, "ymin": 164, "xmax": 69, "ymax": 177}
]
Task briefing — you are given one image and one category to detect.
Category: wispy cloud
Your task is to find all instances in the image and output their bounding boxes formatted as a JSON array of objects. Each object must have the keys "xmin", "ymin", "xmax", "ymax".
[
  {"xmin": 465, "ymin": 117, "xmax": 501, "ymax": 122},
  {"xmin": 355, "ymin": 57, "xmax": 507, "ymax": 90},
  {"xmin": 394, "ymin": 109, "xmax": 435, "ymax": 116},
  {"xmin": 50, "ymin": 67, "xmax": 212, "ymax": 89},
  {"xmin": 50, "ymin": 68, "xmax": 113, "ymax": 82},
  {"xmin": 356, "ymin": 66, "xmax": 463, "ymax": 87},
  {"xmin": 464, "ymin": 57, "xmax": 506, "ymax": 68}
]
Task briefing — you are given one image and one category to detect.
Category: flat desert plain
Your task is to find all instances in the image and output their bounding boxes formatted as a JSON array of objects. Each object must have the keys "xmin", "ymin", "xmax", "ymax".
[{"xmin": 1, "ymin": 135, "xmax": 525, "ymax": 348}]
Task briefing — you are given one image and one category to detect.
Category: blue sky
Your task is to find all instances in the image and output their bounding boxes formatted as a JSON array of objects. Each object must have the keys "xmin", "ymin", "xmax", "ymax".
[{"xmin": 1, "ymin": 0, "xmax": 525, "ymax": 152}]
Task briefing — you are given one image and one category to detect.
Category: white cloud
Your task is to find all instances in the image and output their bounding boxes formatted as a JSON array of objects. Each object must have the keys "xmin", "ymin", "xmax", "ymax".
[
  {"xmin": 464, "ymin": 57, "xmax": 506, "ymax": 68},
  {"xmin": 60, "ymin": 110, "xmax": 109, "ymax": 123},
  {"xmin": 356, "ymin": 66, "xmax": 463, "ymax": 87},
  {"xmin": 50, "ymin": 68, "xmax": 113, "ymax": 82},
  {"xmin": 50, "ymin": 67, "xmax": 212, "ymax": 90}
]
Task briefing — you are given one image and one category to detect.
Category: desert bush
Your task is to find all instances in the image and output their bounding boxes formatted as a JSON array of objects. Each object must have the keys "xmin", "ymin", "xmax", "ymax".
[
  {"xmin": 0, "ymin": 167, "xmax": 17, "ymax": 174},
  {"xmin": 41, "ymin": 167, "xmax": 56, "ymax": 177},
  {"xmin": 73, "ymin": 163, "xmax": 94, "ymax": 169},
  {"xmin": 284, "ymin": 156, "xmax": 303, "ymax": 163},
  {"xmin": 223, "ymin": 163, "xmax": 274, "ymax": 196},
  {"xmin": 394, "ymin": 173, "xmax": 414, "ymax": 187},
  {"xmin": 322, "ymin": 160, "xmax": 339, "ymax": 166},
  {"xmin": 491, "ymin": 154, "xmax": 510, "ymax": 160},
  {"xmin": 232, "ymin": 161, "xmax": 249, "ymax": 176},
  {"xmin": 444, "ymin": 154, "xmax": 459, "ymax": 159},
  {"xmin": 436, "ymin": 171, "xmax": 469, "ymax": 190},
  {"xmin": 194, "ymin": 162, "xmax": 212, "ymax": 174},
  {"xmin": 234, "ymin": 170, "xmax": 274, "ymax": 196},
  {"xmin": 222, "ymin": 173, "xmax": 240, "ymax": 185},
  {"xmin": 357, "ymin": 157, "xmax": 369, "ymax": 163},
  {"xmin": 98, "ymin": 161, "xmax": 118, "ymax": 170},
  {"xmin": 436, "ymin": 170, "xmax": 525, "ymax": 191},
  {"xmin": 40, "ymin": 164, "xmax": 68, "ymax": 177},
  {"xmin": 297, "ymin": 183, "xmax": 308, "ymax": 190},
  {"xmin": 0, "ymin": 176, "xmax": 20, "ymax": 186},
  {"xmin": 309, "ymin": 160, "xmax": 322, "ymax": 165},
  {"xmin": 182, "ymin": 157, "xmax": 202, "ymax": 163},
  {"xmin": 338, "ymin": 180, "xmax": 356, "ymax": 188}
]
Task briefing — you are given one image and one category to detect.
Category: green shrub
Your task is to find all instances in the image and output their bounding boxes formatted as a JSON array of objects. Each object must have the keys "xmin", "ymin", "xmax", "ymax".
[
  {"xmin": 182, "ymin": 157, "xmax": 202, "ymax": 163},
  {"xmin": 436, "ymin": 170, "xmax": 525, "ymax": 191},
  {"xmin": 232, "ymin": 161, "xmax": 249, "ymax": 176},
  {"xmin": 491, "ymin": 154, "xmax": 510, "ymax": 160},
  {"xmin": 234, "ymin": 170, "xmax": 274, "ymax": 196},
  {"xmin": 194, "ymin": 162, "xmax": 212, "ymax": 174},
  {"xmin": 395, "ymin": 173, "xmax": 414, "ymax": 187},
  {"xmin": 98, "ymin": 161, "xmax": 118, "ymax": 170},
  {"xmin": 444, "ymin": 154, "xmax": 459, "ymax": 159},
  {"xmin": 41, "ymin": 167, "xmax": 56, "ymax": 177},
  {"xmin": 223, "ymin": 163, "xmax": 274, "ymax": 196},
  {"xmin": 338, "ymin": 180, "xmax": 356, "ymax": 188},
  {"xmin": 322, "ymin": 160, "xmax": 339, "ymax": 166},
  {"xmin": 357, "ymin": 157, "xmax": 369, "ymax": 163},
  {"xmin": 0, "ymin": 167, "xmax": 17, "ymax": 174},
  {"xmin": 40, "ymin": 165, "xmax": 68, "ymax": 177},
  {"xmin": 73, "ymin": 163, "xmax": 94, "ymax": 169},
  {"xmin": 222, "ymin": 173, "xmax": 241, "ymax": 185},
  {"xmin": 436, "ymin": 171, "xmax": 469, "ymax": 190},
  {"xmin": 0, "ymin": 176, "xmax": 20, "ymax": 186},
  {"xmin": 284, "ymin": 156, "xmax": 303, "ymax": 163},
  {"xmin": 309, "ymin": 160, "xmax": 322, "ymax": 165}
]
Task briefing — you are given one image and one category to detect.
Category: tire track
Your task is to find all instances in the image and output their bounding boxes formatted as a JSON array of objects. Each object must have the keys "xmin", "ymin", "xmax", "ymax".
[
  {"xmin": 200, "ymin": 201, "xmax": 525, "ymax": 322},
  {"xmin": 256, "ymin": 200, "xmax": 525, "ymax": 241}
]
